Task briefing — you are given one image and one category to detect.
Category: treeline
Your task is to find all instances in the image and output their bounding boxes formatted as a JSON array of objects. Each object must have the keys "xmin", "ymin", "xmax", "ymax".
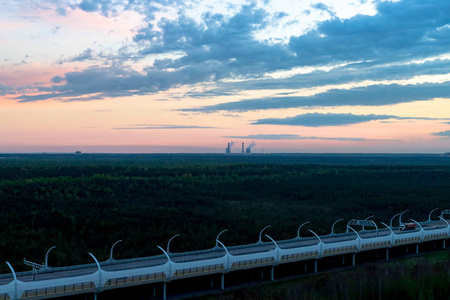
[{"xmin": 0, "ymin": 154, "xmax": 450, "ymax": 273}]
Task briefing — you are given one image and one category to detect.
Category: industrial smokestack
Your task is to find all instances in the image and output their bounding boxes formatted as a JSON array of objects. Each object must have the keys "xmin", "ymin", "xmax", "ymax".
[
  {"xmin": 246, "ymin": 142, "xmax": 256, "ymax": 154},
  {"xmin": 225, "ymin": 142, "xmax": 234, "ymax": 154},
  {"xmin": 241, "ymin": 143, "xmax": 245, "ymax": 154}
]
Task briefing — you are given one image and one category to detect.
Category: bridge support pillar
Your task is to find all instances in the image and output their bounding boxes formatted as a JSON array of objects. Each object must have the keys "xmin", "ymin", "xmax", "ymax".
[
  {"xmin": 343, "ymin": 255, "xmax": 345, "ymax": 265},
  {"xmin": 94, "ymin": 293, "xmax": 97, "ymax": 300},
  {"xmin": 386, "ymin": 249, "xmax": 389, "ymax": 260},
  {"xmin": 153, "ymin": 286, "xmax": 156, "ymax": 297},
  {"xmin": 271, "ymin": 266, "xmax": 274, "ymax": 281},
  {"xmin": 444, "ymin": 240, "xmax": 446, "ymax": 249},
  {"xmin": 352, "ymin": 254, "xmax": 355, "ymax": 266},
  {"xmin": 221, "ymin": 274, "xmax": 225, "ymax": 290},
  {"xmin": 261, "ymin": 269, "xmax": 264, "ymax": 279},
  {"xmin": 314, "ymin": 260, "xmax": 318, "ymax": 273},
  {"xmin": 163, "ymin": 283, "xmax": 167, "ymax": 300},
  {"xmin": 416, "ymin": 244, "xmax": 419, "ymax": 254}
]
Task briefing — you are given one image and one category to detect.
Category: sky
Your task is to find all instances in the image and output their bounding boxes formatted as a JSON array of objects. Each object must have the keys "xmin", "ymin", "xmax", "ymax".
[{"xmin": 1, "ymin": 0, "xmax": 450, "ymax": 153}]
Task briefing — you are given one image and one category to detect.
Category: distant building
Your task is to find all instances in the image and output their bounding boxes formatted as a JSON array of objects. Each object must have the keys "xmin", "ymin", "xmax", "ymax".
[
  {"xmin": 444, "ymin": 152, "xmax": 450, "ymax": 157},
  {"xmin": 225, "ymin": 143, "xmax": 231, "ymax": 154},
  {"xmin": 75, "ymin": 151, "xmax": 82, "ymax": 155}
]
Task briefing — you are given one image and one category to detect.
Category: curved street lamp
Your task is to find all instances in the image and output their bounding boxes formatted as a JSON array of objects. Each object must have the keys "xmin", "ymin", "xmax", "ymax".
[
  {"xmin": 258, "ymin": 225, "xmax": 271, "ymax": 244},
  {"xmin": 109, "ymin": 240, "xmax": 122, "ymax": 261},
  {"xmin": 389, "ymin": 212, "xmax": 401, "ymax": 228},
  {"xmin": 296, "ymin": 221, "xmax": 310, "ymax": 239},
  {"xmin": 44, "ymin": 246, "xmax": 56, "ymax": 269},
  {"xmin": 167, "ymin": 234, "xmax": 180, "ymax": 254},
  {"xmin": 399, "ymin": 210, "xmax": 409, "ymax": 227},
  {"xmin": 428, "ymin": 208, "xmax": 439, "ymax": 223},
  {"xmin": 215, "ymin": 229, "xmax": 228, "ymax": 248},
  {"xmin": 330, "ymin": 218, "xmax": 343, "ymax": 235}
]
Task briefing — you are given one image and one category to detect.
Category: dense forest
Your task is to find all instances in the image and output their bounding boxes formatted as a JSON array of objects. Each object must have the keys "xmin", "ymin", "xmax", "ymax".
[{"xmin": 1, "ymin": 153, "xmax": 450, "ymax": 279}]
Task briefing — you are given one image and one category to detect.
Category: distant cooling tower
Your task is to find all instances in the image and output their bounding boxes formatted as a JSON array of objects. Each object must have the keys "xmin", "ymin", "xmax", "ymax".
[{"xmin": 246, "ymin": 142, "xmax": 256, "ymax": 154}]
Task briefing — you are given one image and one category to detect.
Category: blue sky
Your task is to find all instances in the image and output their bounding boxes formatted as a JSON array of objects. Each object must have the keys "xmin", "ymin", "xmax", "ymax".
[{"xmin": 0, "ymin": 0, "xmax": 449, "ymax": 153}]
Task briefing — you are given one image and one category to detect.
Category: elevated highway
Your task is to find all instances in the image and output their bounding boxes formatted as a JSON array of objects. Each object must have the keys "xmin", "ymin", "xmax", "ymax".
[{"xmin": 1, "ymin": 209, "xmax": 449, "ymax": 300}]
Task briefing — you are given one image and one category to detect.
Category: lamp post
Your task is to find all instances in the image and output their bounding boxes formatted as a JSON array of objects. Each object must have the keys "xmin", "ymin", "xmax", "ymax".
[
  {"xmin": 296, "ymin": 221, "xmax": 309, "ymax": 239},
  {"xmin": 389, "ymin": 212, "xmax": 401, "ymax": 228},
  {"xmin": 167, "ymin": 234, "xmax": 180, "ymax": 254},
  {"xmin": 330, "ymin": 218, "xmax": 343, "ymax": 235},
  {"xmin": 215, "ymin": 229, "xmax": 228, "ymax": 248},
  {"xmin": 44, "ymin": 246, "xmax": 56, "ymax": 269},
  {"xmin": 109, "ymin": 240, "xmax": 122, "ymax": 261},
  {"xmin": 389, "ymin": 210, "xmax": 409, "ymax": 228},
  {"xmin": 258, "ymin": 225, "xmax": 271, "ymax": 244},
  {"xmin": 399, "ymin": 210, "xmax": 409, "ymax": 227},
  {"xmin": 428, "ymin": 208, "xmax": 439, "ymax": 223}
]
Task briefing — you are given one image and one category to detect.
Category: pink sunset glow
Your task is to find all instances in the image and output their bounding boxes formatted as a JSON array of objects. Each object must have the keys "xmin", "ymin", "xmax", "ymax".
[{"xmin": 1, "ymin": 0, "xmax": 450, "ymax": 153}]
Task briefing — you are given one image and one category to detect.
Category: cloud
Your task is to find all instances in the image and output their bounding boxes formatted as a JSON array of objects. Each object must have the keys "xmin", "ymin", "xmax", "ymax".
[
  {"xmin": 10, "ymin": 0, "xmax": 450, "ymax": 105},
  {"xmin": 225, "ymin": 134, "xmax": 394, "ymax": 141},
  {"xmin": 252, "ymin": 113, "xmax": 450, "ymax": 127},
  {"xmin": 289, "ymin": 0, "xmax": 450, "ymax": 66},
  {"xmin": 77, "ymin": 0, "xmax": 123, "ymax": 16},
  {"xmin": 66, "ymin": 48, "xmax": 94, "ymax": 62},
  {"xmin": 78, "ymin": 0, "xmax": 99, "ymax": 12},
  {"xmin": 51, "ymin": 76, "xmax": 64, "ymax": 84},
  {"xmin": 114, "ymin": 124, "xmax": 217, "ymax": 129},
  {"xmin": 311, "ymin": 3, "xmax": 335, "ymax": 16},
  {"xmin": 433, "ymin": 130, "xmax": 450, "ymax": 137},
  {"xmin": 0, "ymin": 83, "xmax": 12, "ymax": 95},
  {"xmin": 185, "ymin": 81, "xmax": 450, "ymax": 112},
  {"xmin": 252, "ymin": 113, "xmax": 396, "ymax": 127}
]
